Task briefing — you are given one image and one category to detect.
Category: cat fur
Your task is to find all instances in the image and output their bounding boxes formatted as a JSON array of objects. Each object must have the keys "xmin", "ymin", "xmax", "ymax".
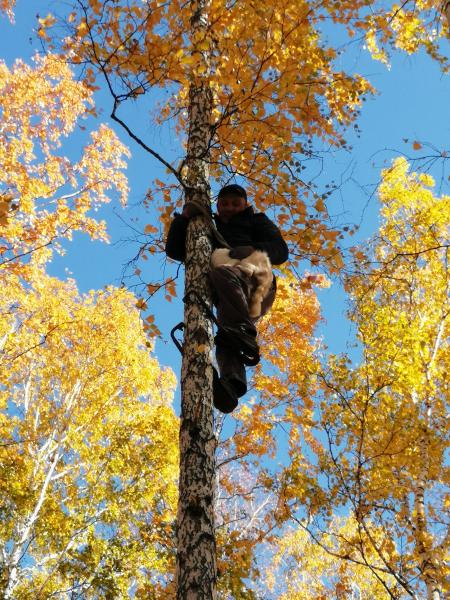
[{"xmin": 211, "ymin": 248, "xmax": 273, "ymax": 318}]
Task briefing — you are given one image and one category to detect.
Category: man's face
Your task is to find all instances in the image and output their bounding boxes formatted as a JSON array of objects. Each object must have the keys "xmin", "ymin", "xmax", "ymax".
[{"xmin": 217, "ymin": 193, "xmax": 247, "ymax": 223}]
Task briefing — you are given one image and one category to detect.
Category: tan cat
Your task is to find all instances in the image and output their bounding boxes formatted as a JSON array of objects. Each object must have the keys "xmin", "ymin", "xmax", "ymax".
[{"xmin": 211, "ymin": 248, "xmax": 273, "ymax": 318}]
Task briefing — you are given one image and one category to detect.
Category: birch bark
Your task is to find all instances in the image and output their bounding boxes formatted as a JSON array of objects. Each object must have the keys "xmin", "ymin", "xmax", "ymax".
[
  {"xmin": 412, "ymin": 318, "xmax": 446, "ymax": 600},
  {"xmin": 175, "ymin": 1, "xmax": 217, "ymax": 598}
]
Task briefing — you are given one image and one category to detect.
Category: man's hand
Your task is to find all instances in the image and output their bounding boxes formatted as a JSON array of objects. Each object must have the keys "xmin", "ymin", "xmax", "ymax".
[
  {"xmin": 181, "ymin": 202, "xmax": 207, "ymax": 219},
  {"xmin": 181, "ymin": 202, "xmax": 204, "ymax": 219},
  {"xmin": 229, "ymin": 245, "xmax": 255, "ymax": 260}
]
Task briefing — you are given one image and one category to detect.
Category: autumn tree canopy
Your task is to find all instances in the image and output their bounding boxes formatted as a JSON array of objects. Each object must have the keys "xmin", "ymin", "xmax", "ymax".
[
  {"xmin": 0, "ymin": 272, "xmax": 179, "ymax": 598},
  {"xmin": 270, "ymin": 159, "xmax": 449, "ymax": 599},
  {"xmin": 0, "ymin": 53, "xmax": 129, "ymax": 280},
  {"xmin": 0, "ymin": 23, "xmax": 179, "ymax": 598},
  {"xmin": 1, "ymin": 1, "xmax": 449, "ymax": 599},
  {"xmin": 35, "ymin": 0, "xmax": 449, "ymax": 274}
]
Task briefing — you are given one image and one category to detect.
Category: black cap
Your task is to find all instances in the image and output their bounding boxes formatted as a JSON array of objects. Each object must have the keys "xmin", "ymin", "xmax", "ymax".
[{"xmin": 217, "ymin": 184, "xmax": 247, "ymax": 201}]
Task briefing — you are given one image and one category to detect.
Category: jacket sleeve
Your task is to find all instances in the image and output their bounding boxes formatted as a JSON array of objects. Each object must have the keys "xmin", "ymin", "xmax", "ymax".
[
  {"xmin": 165, "ymin": 213, "xmax": 189, "ymax": 262},
  {"xmin": 251, "ymin": 213, "xmax": 289, "ymax": 265}
]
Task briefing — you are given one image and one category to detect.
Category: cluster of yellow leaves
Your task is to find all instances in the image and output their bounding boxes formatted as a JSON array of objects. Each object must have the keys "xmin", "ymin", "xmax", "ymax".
[
  {"xmin": 275, "ymin": 160, "xmax": 449, "ymax": 598},
  {"xmin": 0, "ymin": 54, "xmax": 130, "ymax": 277},
  {"xmin": 34, "ymin": 0, "xmax": 373, "ymax": 270},
  {"xmin": 266, "ymin": 517, "xmax": 397, "ymax": 599},
  {"xmin": 377, "ymin": 157, "xmax": 449, "ymax": 257},
  {"xmin": 364, "ymin": 1, "xmax": 449, "ymax": 69},
  {"xmin": 0, "ymin": 268, "xmax": 179, "ymax": 598}
]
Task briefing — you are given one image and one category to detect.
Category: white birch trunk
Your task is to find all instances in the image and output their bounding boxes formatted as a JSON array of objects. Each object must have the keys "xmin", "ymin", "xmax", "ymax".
[
  {"xmin": 412, "ymin": 319, "xmax": 445, "ymax": 600},
  {"xmin": 413, "ymin": 428, "xmax": 441, "ymax": 600},
  {"xmin": 175, "ymin": 1, "xmax": 217, "ymax": 598},
  {"xmin": 2, "ymin": 379, "xmax": 82, "ymax": 598},
  {"xmin": 4, "ymin": 448, "xmax": 62, "ymax": 599}
]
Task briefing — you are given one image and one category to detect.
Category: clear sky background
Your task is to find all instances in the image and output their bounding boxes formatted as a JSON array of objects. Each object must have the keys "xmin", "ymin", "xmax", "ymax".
[{"xmin": 1, "ymin": 3, "xmax": 449, "ymax": 405}]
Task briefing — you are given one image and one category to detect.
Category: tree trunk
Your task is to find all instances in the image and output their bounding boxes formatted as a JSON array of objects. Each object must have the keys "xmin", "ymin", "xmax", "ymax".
[
  {"xmin": 412, "ymin": 319, "xmax": 445, "ymax": 600},
  {"xmin": 413, "ymin": 412, "xmax": 442, "ymax": 600},
  {"xmin": 175, "ymin": 1, "xmax": 217, "ymax": 598}
]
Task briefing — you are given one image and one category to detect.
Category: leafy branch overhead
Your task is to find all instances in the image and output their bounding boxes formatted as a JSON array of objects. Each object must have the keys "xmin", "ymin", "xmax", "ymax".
[
  {"xmin": 0, "ymin": 55, "xmax": 129, "ymax": 276},
  {"xmin": 38, "ymin": 0, "xmax": 449, "ymax": 272}
]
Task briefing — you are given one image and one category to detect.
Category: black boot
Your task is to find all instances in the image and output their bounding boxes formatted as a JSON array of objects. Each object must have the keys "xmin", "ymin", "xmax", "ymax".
[
  {"xmin": 214, "ymin": 323, "xmax": 260, "ymax": 366},
  {"xmin": 213, "ymin": 367, "xmax": 239, "ymax": 413}
]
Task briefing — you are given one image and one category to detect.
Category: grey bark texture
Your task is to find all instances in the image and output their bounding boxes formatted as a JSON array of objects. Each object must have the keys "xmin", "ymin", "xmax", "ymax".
[
  {"xmin": 412, "ymin": 319, "xmax": 445, "ymax": 600},
  {"xmin": 175, "ymin": 2, "xmax": 217, "ymax": 598}
]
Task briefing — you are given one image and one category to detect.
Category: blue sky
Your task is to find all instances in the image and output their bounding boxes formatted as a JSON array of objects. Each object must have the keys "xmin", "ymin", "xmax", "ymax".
[{"xmin": 1, "ymin": 2, "xmax": 449, "ymax": 390}]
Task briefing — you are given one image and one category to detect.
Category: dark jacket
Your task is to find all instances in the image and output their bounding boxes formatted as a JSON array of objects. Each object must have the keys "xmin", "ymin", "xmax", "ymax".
[{"xmin": 165, "ymin": 206, "xmax": 289, "ymax": 265}]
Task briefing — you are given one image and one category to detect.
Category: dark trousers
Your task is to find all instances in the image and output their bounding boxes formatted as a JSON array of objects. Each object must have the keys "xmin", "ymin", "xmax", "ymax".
[{"xmin": 209, "ymin": 266, "xmax": 276, "ymax": 396}]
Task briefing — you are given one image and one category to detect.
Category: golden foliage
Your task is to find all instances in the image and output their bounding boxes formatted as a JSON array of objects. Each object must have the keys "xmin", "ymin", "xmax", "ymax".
[
  {"xmin": 275, "ymin": 160, "xmax": 449, "ymax": 598},
  {"xmin": 37, "ymin": 0, "xmax": 373, "ymax": 271},
  {"xmin": 366, "ymin": 0, "xmax": 449, "ymax": 67},
  {"xmin": 0, "ymin": 0, "xmax": 15, "ymax": 20},
  {"xmin": 0, "ymin": 54, "xmax": 129, "ymax": 276},
  {"xmin": 25, "ymin": 3, "xmax": 450, "ymax": 595},
  {"xmin": 225, "ymin": 274, "xmax": 324, "ymax": 462},
  {"xmin": 214, "ymin": 275, "xmax": 326, "ymax": 596},
  {"xmin": 37, "ymin": 0, "xmax": 449, "ymax": 272},
  {"xmin": 0, "ymin": 269, "xmax": 178, "ymax": 597},
  {"xmin": 266, "ymin": 517, "xmax": 396, "ymax": 598},
  {"xmin": 0, "ymin": 53, "xmax": 177, "ymax": 598}
]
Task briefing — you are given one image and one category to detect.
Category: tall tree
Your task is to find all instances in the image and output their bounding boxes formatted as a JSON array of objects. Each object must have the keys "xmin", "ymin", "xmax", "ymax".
[
  {"xmin": 175, "ymin": 2, "xmax": 217, "ymax": 596},
  {"xmin": 44, "ymin": 4, "xmax": 371, "ymax": 596},
  {"xmin": 0, "ymin": 270, "xmax": 179, "ymax": 599},
  {"xmin": 35, "ymin": 1, "xmax": 450, "ymax": 597},
  {"xmin": 0, "ymin": 50, "xmax": 180, "ymax": 597},
  {"xmin": 274, "ymin": 159, "xmax": 449, "ymax": 599}
]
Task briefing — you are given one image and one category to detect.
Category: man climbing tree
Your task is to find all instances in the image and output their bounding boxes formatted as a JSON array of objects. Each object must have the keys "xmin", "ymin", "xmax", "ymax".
[
  {"xmin": 166, "ymin": 183, "xmax": 289, "ymax": 413},
  {"xmin": 37, "ymin": 0, "xmax": 450, "ymax": 597}
]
